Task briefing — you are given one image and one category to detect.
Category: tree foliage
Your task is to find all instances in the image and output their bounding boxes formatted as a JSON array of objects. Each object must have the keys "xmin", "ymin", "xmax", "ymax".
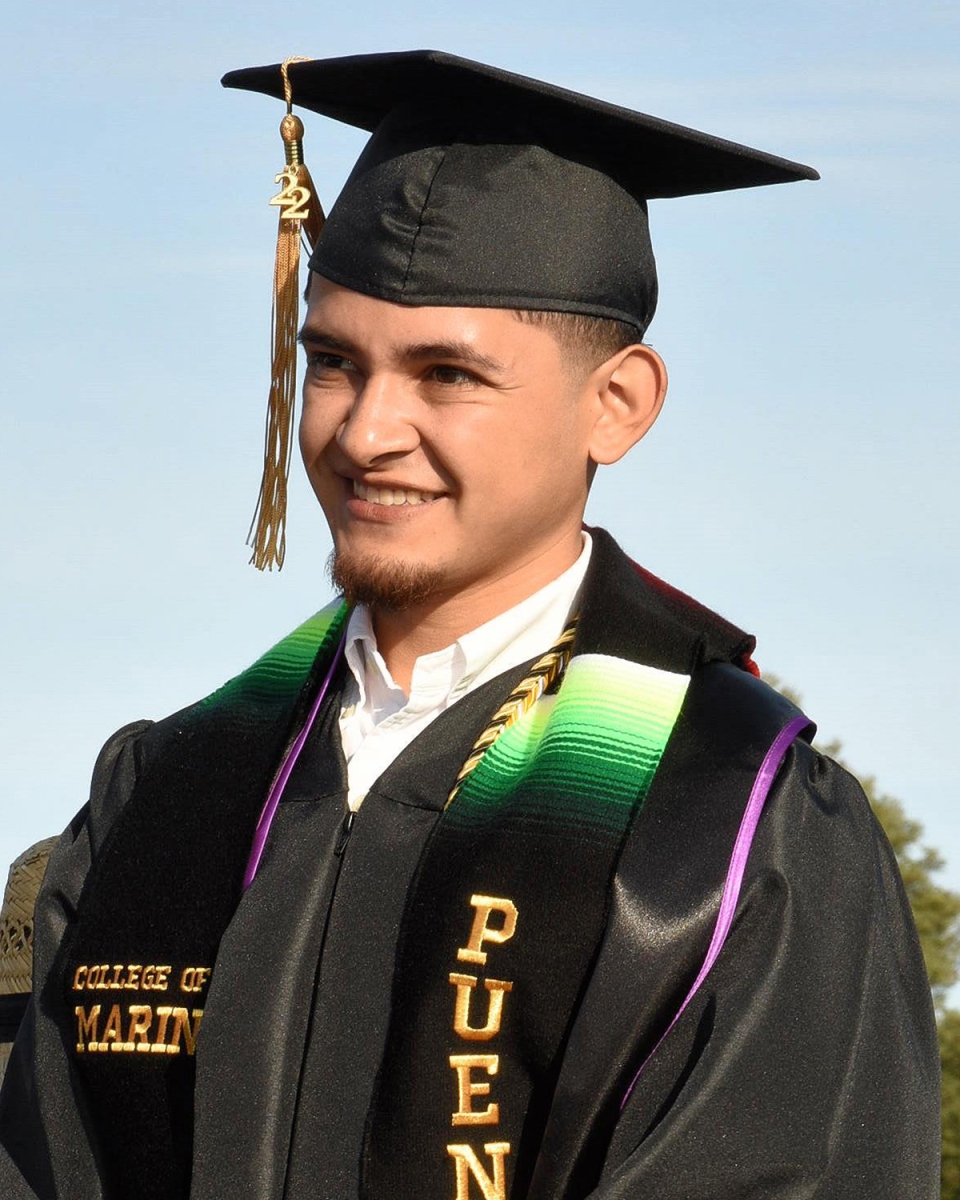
[{"xmin": 941, "ymin": 1011, "xmax": 960, "ymax": 1200}]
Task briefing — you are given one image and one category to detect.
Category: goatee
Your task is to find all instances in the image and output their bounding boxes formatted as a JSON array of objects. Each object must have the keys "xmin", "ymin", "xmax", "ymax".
[{"xmin": 327, "ymin": 548, "xmax": 444, "ymax": 611}]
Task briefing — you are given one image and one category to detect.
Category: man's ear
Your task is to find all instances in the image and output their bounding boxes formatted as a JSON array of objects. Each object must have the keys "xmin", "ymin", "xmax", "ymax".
[{"xmin": 586, "ymin": 345, "xmax": 667, "ymax": 466}]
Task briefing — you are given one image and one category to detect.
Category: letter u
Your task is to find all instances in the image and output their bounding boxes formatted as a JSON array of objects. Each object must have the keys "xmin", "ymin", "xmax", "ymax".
[{"xmin": 449, "ymin": 973, "xmax": 514, "ymax": 1041}]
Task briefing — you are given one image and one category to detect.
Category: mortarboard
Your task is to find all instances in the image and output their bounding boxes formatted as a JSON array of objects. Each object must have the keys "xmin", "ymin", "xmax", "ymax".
[{"xmin": 222, "ymin": 50, "xmax": 818, "ymax": 569}]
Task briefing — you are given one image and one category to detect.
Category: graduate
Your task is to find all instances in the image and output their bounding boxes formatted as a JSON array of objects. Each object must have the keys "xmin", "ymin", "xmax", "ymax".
[{"xmin": 0, "ymin": 50, "xmax": 940, "ymax": 1200}]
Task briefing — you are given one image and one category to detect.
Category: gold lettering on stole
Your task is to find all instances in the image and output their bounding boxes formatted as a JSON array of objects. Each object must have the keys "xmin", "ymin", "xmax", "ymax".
[
  {"xmin": 449, "ymin": 974, "xmax": 513, "ymax": 1041},
  {"xmin": 166, "ymin": 1007, "xmax": 204, "ymax": 1055},
  {"xmin": 180, "ymin": 966, "xmax": 212, "ymax": 994},
  {"xmin": 70, "ymin": 964, "xmax": 171, "ymax": 992},
  {"xmin": 127, "ymin": 1005, "xmax": 154, "ymax": 1051},
  {"xmin": 141, "ymin": 965, "xmax": 160, "ymax": 990},
  {"xmin": 152, "ymin": 1006, "xmax": 174, "ymax": 1053},
  {"xmin": 150, "ymin": 966, "xmax": 171, "ymax": 991},
  {"xmin": 446, "ymin": 1143, "xmax": 511, "ymax": 1200},
  {"xmin": 100, "ymin": 1004, "xmax": 131, "ymax": 1051},
  {"xmin": 450, "ymin": 1055, "xmax": 500, "ymax": 1125},
  {"xmin": 457, "ymin": 896, "xmax": 519, "ymax": 966},
  {"xmin": 72, "ymin": 1004, "xmax": 203, "ymax": 1055},
  {"xmin": 75, "ymin": 1005, "xmax": 101, "ymax": 1052},
  {"xmin": 446, "ymin": 895, "xmax": 517, "ymax": 1196}
]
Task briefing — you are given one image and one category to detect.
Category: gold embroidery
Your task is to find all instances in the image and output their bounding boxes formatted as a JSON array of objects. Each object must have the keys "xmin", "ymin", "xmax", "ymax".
[
  {"xmin": 147, "ymin": 965, "xmax": 171, "ymax": 991},
  {"xmin": 457, "ymin": 896, "xmax": 519, "ymax": 967},
  {"xmin": 450, "ymin": 1054, "xmax": 500, "ymax": 1125},
  {"xmin": 179, "ymin": 966, "xmax": 212, "ymax": 993},
  {"xmin": 166, "ymin": 1007, "xmax": 203, "ymax": 1055},
  {"xmin": 71, "ymin": 963, "xmax": 172, "ymax": 991},
  {"xmin": 449, "ymin": 974, "xmax": 514, "ymax": 1041},
  {"xmin": 152, "ymin": 1006, "xmax": 173, "ymax": 1053},
  {"xmin": 72, "ymin": 1004, "xmax": 204, "ymax": 1055},
  {"xmin": 127, "ymin": 1005, "xmax": 153, "ymax": 1051},
  {"xmin": 75, "ymin": 1004, "xmax": 101, "ymax": 1052},
  {"xmin": 101, "ymin": 1003, "xmax": 128, "ymax": 1051},
  {"xmin": 443, "ymin": 896, "xmax": 518, "ymax": 1189},
  {"xmin": 447, "ymin": 1142, "xmax": 511, "ymax": 1200}
]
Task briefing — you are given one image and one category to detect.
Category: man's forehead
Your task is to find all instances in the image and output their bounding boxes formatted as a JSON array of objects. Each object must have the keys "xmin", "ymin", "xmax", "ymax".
[{"xmin": 302, "ymin": 276, "xmax": 548, "ymax": 362}]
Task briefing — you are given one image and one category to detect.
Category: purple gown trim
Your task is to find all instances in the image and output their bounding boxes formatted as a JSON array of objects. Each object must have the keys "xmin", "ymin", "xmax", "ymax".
[
  {"xmin": 619, "ymin": 712, "xmax": 813, "ymax": 1112},
  {"xmin": 242, "ymin": 634, "xmax": 348, "ymax": 892}
]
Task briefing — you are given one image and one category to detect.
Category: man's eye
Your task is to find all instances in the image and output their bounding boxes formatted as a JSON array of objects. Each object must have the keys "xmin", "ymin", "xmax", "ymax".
[
  {"xmin": 305, "ymin": 351, "xmax": 357, "ymax": 375},
  {"xmin": 428, "ymin": 365, "xmax": 478, "ymax": 386}
]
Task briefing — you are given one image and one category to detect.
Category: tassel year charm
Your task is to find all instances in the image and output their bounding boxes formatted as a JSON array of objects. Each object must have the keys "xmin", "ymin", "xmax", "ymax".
[{"xmin": 248, "ymin": 58, "xmax": 324, "ymax": 571}]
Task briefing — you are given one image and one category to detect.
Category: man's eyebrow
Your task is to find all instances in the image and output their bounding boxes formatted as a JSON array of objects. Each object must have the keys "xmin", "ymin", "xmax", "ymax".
[
  {"xmin": 398, "ymin": 341, "xmax": 506, "ymax": 374},
  {"xmin": 296, "ymin": 326, "xmax": 356, "ymax": 353},
  {"xmin": 296, "ymin": 329, "xmax": 506, "ymax": 375}
]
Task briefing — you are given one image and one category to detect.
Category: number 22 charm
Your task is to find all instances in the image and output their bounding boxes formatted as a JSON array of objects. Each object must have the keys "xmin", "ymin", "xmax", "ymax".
[{"xmin": 270, "ymin": 166, "xmax": 311, "ymax": 222}]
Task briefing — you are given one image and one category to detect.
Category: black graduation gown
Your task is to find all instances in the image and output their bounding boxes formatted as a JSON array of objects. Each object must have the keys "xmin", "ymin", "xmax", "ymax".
[{"xmin": 0, "ymin": 531, "xmax": 940, "ymax": 1198}]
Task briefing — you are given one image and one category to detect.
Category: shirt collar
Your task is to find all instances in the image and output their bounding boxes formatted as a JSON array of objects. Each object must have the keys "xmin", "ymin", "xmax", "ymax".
[{"xmin": 343, "ymin": 531, "xmax": 593, "ymax": 709}]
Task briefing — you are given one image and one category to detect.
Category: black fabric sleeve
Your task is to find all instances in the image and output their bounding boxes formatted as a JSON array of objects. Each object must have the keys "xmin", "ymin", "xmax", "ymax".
[
  {"xmin": 0, "ymin": 720, "xmax": 152, "ymax": 1200},
  {"xmin": 589, "ymin": 744, "xmax": 940, "ymax": 1198}
]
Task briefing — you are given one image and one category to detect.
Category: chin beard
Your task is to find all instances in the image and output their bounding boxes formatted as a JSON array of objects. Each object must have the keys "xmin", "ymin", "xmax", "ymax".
[{"xmin": 328, "ymin": 549, "xmax": 444, "ymax": 611}]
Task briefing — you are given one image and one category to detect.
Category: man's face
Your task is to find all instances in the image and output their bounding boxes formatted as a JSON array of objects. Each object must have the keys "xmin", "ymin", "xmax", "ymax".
[{"xmin": 298, "ymin": 277, "xmax": 600, "ymax": 613}]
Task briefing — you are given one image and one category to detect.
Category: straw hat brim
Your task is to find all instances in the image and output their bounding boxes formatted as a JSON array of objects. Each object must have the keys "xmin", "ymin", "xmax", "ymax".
[{"xmin": 0, "ymin": 837, "xmax": 59, "ymax": 1084}]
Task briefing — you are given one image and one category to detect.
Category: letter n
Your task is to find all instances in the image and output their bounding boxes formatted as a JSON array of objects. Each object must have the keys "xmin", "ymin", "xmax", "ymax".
[
  {"xmin": 166, "ymin": 1007, "xmax": 204, "ymax": 1056},
  {"xmin": 447, "ymin": 1142, "xmax": 511, "ymax": 1200}
]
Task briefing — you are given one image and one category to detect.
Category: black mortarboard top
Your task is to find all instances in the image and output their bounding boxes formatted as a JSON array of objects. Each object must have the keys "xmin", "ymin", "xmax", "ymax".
[{"xmin": 222, "ymin": 50, "xmax": 818, "ymax": 335}]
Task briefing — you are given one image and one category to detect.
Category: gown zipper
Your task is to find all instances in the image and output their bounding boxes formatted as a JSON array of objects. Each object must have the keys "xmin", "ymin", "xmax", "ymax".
[
  {"xmin": 281, "ymin": 803, "xmax": 358, "ymax": 1198},
  {"xmin": 334, "ymin": 810, "xmax": 356, "ymax": 857}
]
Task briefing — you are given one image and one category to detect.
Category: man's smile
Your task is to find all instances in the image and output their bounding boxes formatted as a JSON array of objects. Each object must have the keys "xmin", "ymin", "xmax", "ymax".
[
  {"xmin": 342, "ymin": 476, "xmax": 448, "ymax": 523},
  {"xmin": 351, "ymin": 479, "xmax": 443, "ymax": 508}
]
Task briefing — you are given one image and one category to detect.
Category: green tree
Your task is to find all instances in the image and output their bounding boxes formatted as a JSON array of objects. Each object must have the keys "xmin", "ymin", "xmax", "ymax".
[{"xmin": 941, "ymin": 1011, "xmax": 960, "ymax": 1199}]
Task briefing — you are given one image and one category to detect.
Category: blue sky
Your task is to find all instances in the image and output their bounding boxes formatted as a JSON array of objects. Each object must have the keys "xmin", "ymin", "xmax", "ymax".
[{"xmin": 2, "ymin": 1, "xmax": 958, "ymax": 905}]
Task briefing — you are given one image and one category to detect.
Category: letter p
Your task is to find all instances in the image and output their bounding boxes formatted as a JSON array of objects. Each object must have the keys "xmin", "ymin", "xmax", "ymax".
[{"xmin": 457, "ymin": 895, "xmax": 518, "ymax": 967}]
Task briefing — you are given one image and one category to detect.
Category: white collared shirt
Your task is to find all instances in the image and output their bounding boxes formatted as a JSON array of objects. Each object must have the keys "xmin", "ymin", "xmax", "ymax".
[{"xmin": 338, "ymin": 533, "xmax": 593, "ymax": 810}]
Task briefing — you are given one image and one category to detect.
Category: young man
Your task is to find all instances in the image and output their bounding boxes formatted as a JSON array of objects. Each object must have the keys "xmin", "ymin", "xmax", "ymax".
[{"xmin": 0, "ymin": 51, "xmax": 939, "ymax": 1200}]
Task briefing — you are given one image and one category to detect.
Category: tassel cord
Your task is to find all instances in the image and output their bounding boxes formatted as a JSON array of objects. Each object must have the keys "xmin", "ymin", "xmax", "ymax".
[{"xmin": 247, "ymin": 56, "xmax": 324, "ymax": 571}]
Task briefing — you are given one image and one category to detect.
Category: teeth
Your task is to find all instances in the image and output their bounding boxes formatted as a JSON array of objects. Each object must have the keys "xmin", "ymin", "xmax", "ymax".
[{"xmin": 353, "ymin": 480, "xmax": 435, "ymax": 507}]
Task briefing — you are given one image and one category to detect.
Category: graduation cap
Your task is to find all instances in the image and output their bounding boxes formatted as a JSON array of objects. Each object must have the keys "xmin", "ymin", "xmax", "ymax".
[{"xmin": 222, "ymin": 50, "xmax": 818, "ymax": 569}]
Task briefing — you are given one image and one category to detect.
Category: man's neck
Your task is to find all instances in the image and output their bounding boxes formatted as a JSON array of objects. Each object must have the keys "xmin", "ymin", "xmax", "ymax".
[{"xmin": 371, "ymin": 533, "xmax": 586, "ymax": 693}]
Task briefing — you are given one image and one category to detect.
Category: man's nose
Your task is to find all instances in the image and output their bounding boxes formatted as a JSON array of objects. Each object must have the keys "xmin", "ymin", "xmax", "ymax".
[{"xmin": 336, "ymin": 378, "xmax": 419, "ymax": 466}]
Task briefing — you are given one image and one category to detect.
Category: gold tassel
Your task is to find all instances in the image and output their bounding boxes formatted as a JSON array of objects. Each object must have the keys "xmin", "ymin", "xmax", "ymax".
[{"xmin": 248, "ymin": 57, "xmax": 325, "ymax": 571}]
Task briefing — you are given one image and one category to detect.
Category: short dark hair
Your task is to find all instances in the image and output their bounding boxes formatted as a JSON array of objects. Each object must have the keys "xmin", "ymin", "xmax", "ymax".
[{"xmin": 512, "ymin": 310, "xmax": 643, "ymax": 369}]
